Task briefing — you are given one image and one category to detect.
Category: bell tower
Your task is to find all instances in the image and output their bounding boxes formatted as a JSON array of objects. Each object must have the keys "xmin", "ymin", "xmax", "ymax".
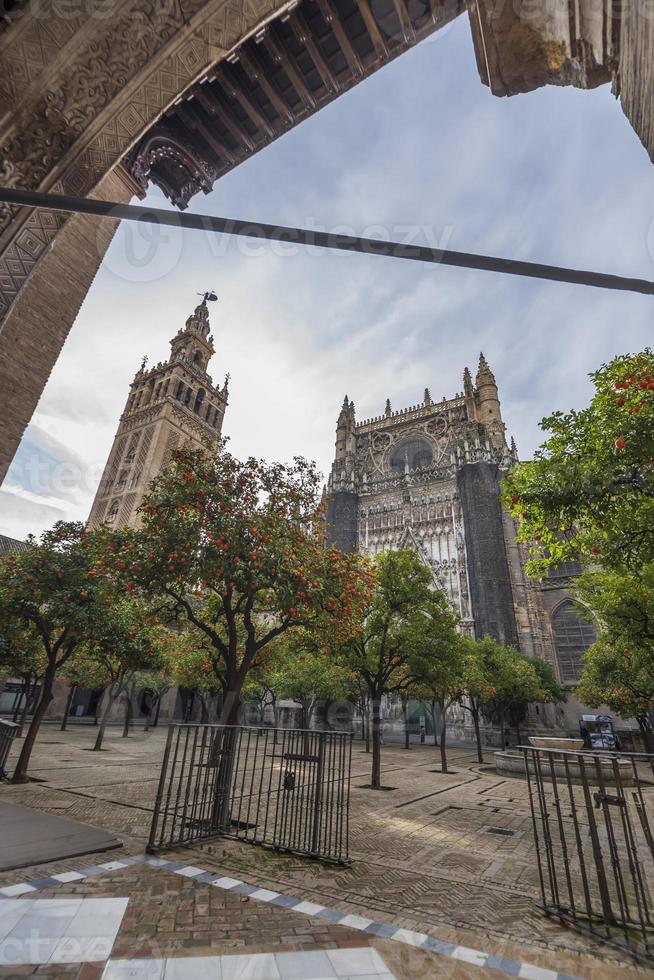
[{"xmin": 87, "ymin": 296, "xmax": 228, "ymax": 530}]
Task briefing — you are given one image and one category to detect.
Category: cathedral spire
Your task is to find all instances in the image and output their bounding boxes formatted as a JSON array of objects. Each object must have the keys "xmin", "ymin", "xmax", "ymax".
[
  {"xmin": 476, "ymin": 352, "xmax": 496, "ymax": 386},
  {"xmin": 335, "ymin": 395, "xmax": 355, "ymax": 461},
  {"xmin": 170, "ymin": 296, "xmax": 216, "ymax": 374},
  {"xmin": 463, "ymin": 367, "xmax": 474, "ymax": 397},
  {"xmin": 475, "ymin": 351, "xmax": 504, "ymax": 450},
  {"xmin": 338, "ymin": 395, "xmax": 350, "ymax": 424}
]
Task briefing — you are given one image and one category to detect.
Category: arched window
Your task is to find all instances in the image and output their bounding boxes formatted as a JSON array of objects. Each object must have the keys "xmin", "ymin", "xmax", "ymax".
[
  {"xmin": 184, "ymin": 386, "xmax": 192, "ymax": 407},
  {"xmin": 194, "ymin": 388, "xmax": 205, "ymax": 414},
  {"xmin": 552, "ymin": 601, "xmax": 596, "ymax": 684},
  {"xmin": 175, "ymin": 380, "xmax": 184, "ymax": 400},
  {"xmin": 390, "ymin": 436, "xmax": 433, "ymax": 473},
  {"xmin": 142, "ymin": 379, "xmax": 154, "ymax": 407},
  {"xmin": 107, "ymin": 500, "xmax": 120, "ymax": 523}
]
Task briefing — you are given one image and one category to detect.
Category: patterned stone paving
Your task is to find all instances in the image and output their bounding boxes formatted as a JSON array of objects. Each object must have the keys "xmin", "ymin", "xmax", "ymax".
[{"xmin": 1, "ymin": 726, "xmax": 652, "ymax": 978}]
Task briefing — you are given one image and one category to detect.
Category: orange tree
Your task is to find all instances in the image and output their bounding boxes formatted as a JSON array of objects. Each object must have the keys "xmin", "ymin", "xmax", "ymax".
[
  {"xmin": 479, "ymin": 648, "xmax": 561, "ymax": 746},
  {"xmin": 0, "ymin": 522, "xmax": 146, "ymax": 782},
  {"xmin": 98, "ymin": 445, "xmax": 369, "ymax": 724},
  {"xmin": 340, "ymin": 549, "xmax": 460, "ymax": 789},
  {"xmin": 265, "ymin": 629, "xmax": 356, "ymax": 731},
  {"xmin": 503, "ymin": 350, "xmax": 654, "ymax": 575},
  {"xmin": 575, "ymin": 567, "xmax": 654, "ymax": 740}
]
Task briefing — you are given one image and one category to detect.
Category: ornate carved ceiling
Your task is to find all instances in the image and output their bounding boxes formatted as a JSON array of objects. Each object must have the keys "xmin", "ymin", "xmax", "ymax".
[{"xmin": 122, "ymin": 0, "xmax": 464, "ymax": 207}]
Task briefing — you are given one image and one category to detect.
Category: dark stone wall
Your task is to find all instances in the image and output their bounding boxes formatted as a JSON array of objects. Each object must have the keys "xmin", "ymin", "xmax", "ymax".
[
  {"xmin": 457, "ymin": 462, "xmax": 519, "ymax": 646},
  {"xmin": 325, "ymin": 491, "xmax": 359, "ymax": 553}
]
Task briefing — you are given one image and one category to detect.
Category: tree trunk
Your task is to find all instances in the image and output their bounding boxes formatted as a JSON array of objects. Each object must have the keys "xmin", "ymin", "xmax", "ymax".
[
  {"xmin": 61, "ymin": 684, "xmax": 76, "ymax": 732},
  {"xmin": 365, "ymin": 701, "xmax": 371, "ymax": 754},
  {"xmin": 11, "ymin": 681, "xmax": 22, "ymax": 723},
  {"xmin": 11, "ymin": 660, "xmax": 57, "ymax": 783},
  {"xmin": 93, "ymin": 686, "xmax": 119, "ymax": 752},
  {"xmin": 439, "ymin": 701, "xmax": 448, "ymax": 774},
  {"xmin": 122, "ymin": 690, "xmax": 133, "ymax": 738},
  {"xmin": 370, "ymin": 699, "xmax": 382, "ymax": 789},
  {"xmin": 219, "ymin": 685, "xmax": 242, "ymax": 726},
  {"xmin": 429, "ymin": 701, "xmax": 440, "ymax": 749},
  {"xmin": 472, "ymin": 705, "xmax": 483, "ymax": 764},
  {"xmin": 402, "ymin": 698, "xmax": 410, "ymax": 750},
  {"xmin": 17, "ymin": 674, "xmax": 36, "ymax": 738}
]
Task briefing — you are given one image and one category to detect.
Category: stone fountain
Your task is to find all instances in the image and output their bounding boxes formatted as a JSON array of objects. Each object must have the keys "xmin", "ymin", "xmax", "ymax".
[{"xmin": 494, "ymin": 736, "xmax": 634, "ymax": 785}]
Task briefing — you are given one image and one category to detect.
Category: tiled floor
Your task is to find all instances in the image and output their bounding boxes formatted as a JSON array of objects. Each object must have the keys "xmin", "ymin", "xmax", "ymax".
[
  {"xmin": 102, "ymin": 948, "xmax": 395, "ymax": 980},
  {"xmin": 3, "ymin": 733, "xmax": 652, "ymax": 979},
  {"xmin": 0, "ymin": 897, "xmax": 128, "ymax": 965}
]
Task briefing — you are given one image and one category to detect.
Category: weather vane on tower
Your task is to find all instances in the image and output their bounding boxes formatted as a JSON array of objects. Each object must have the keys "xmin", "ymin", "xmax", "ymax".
[{"xmin": 197, "ymin": 290, "xmax": 218, "ymax": 303}]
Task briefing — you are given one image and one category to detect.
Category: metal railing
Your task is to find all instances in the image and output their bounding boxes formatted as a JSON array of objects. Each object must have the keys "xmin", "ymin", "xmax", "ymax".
[
  {"xmin": 522, "ymin": 745, "xmax": 654, "ymax": 963},
  {"xmin": 0, "ymin": 719, "xmax": 18, "ymax": 779},
  {"xmin": 148, "ymin": 724, "xmax": 353, "ymax": 864}
]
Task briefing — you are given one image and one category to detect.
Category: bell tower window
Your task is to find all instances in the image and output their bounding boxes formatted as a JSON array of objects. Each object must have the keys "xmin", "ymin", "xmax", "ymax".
[{"xmin": 194, "ymin": 388, "xmax": 205, "ymax": 414}]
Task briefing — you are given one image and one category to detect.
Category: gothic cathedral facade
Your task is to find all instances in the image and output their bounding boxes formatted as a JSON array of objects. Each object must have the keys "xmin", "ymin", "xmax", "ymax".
[
  {"xmin": 87, "ymin": 299, "xmax": 228, "ymax": 530},
  {"xmin": 324, "ymin": 355, "xmax": 591, "ymax": 692}
]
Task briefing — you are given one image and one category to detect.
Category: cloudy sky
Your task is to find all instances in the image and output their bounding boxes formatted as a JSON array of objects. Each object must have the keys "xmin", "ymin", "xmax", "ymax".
[{"xmin": 2, "ymin": 13, "xmax": 654, "ymax": 540}]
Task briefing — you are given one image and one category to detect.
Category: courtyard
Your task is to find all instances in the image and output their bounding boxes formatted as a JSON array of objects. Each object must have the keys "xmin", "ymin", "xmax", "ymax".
[{"xmin": 0, "ymin": 725, "xmax": 651, "ymax": 979}]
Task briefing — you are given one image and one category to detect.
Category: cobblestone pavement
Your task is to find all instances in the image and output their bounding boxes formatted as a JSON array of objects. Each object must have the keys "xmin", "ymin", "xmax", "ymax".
[{"xmin": 1, "ymin": 725, "xmax": 652, "ymax": 978}]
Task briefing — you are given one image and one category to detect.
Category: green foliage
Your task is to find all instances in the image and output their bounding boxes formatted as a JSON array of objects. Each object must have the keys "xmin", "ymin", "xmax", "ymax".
[
  {"xmin": 266, "ymin": 631, "xmax": 355, "ymax": 707},
  {"xmin": 0, "ymin": 522, "xmax": 157, "ymax": 779},
  {"xmin": 575, "ymin": 567, "xmax": 654, "ymax": 729},
  {"xmin": 503, "ymin": 349, "xmax": 654, "ymax": 575},
  {"xmin": 577, "ymin": 637, "xmax": 654, "ymax": 730},
  {"xmin": 0, "ymin": 620, "xmax": 46, "ymax": 681},
  {"xmin": 340, "ymin": 548, "xmax": 460, "ymax": 785},
  {"xmin": 60, "ymin": 650, "xmax": 111, "ymax": 692},
  {"xmin": 478, "ymin": 641, "xmax": 562, "ymax": 736},
  {"xmin": 0, "ymin": 522, "xmax": 115, "ymax": 666},
  {"xmin": 343, "ymin": 549, "xmax": 459, "ymax": 702},
  {"xmin": 82, "ymin": 597, "xmax": 163, "ymax": 688},
  {"xmin": 155, "ymin": 624, "xmax": 218, "ymax": 696}
]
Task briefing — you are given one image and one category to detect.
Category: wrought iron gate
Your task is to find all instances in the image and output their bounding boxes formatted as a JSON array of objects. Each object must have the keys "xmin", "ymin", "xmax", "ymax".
[
  {"xmin": 523, "ymin": 745, "xmax": 654, "ymax": 962},
  {"xmin": 148, "ymin": 724, "xmax": 353, "ymax": 864}
]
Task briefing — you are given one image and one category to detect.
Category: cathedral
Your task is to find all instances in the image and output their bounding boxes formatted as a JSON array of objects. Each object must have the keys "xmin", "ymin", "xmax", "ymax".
[
  {"xmin": 323, "ymin": 356, "xmax": 598, "ymax": 701},
  {"xmin": 87, "ymin": 298, "xmax": 228, "ymax": 531}
]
